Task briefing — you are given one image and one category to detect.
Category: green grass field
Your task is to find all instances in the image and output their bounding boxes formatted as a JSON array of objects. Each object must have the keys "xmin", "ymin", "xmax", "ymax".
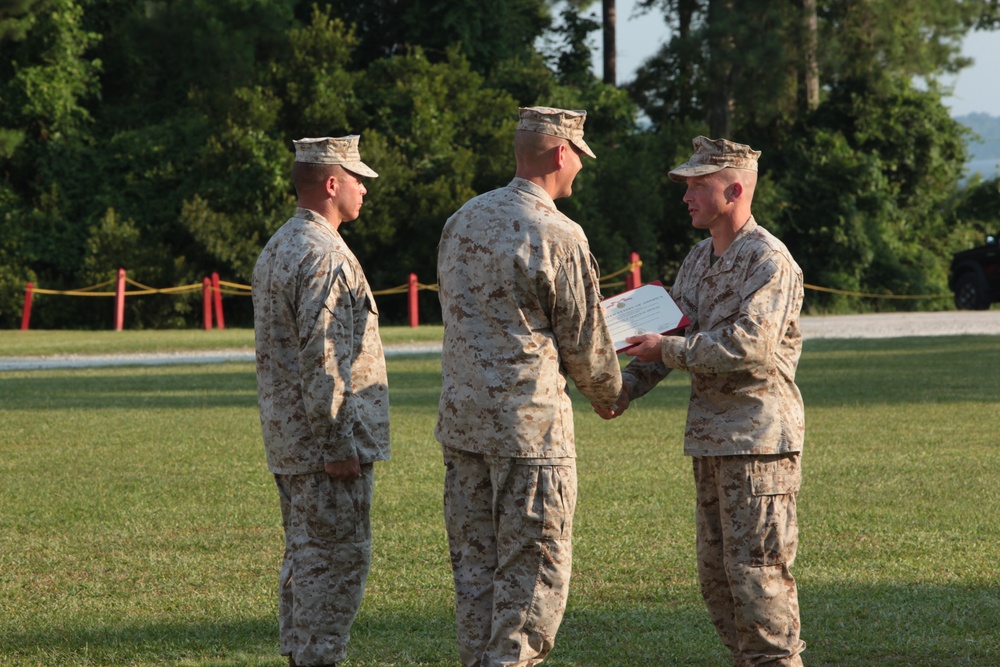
[
  {"xmin": 0, "ymin": 326, "xmax": 442, "ymax": 357},
  {"xmin": 1, "ymin": 331, "xmax": 998, "ymax": 666}
]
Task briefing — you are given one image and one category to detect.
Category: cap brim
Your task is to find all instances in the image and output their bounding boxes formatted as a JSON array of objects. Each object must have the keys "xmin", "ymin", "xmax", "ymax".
[
  {"xmin": 572, "ymin": 138, "xmax": 597, "ymax": 159},
  {"xmin": 667, "ymin": 162, "xmax": 726, "ymax": 182},
  {"xmin": 343, "ymin": 161, "xmax": 379, "ymax": 178}
]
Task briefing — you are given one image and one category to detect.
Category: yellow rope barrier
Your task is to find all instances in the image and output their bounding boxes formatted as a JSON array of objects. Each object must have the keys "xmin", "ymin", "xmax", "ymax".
[
  {"xmin": 600, "ymin": 260, "xmax": 642, "ymax": 283},
  {"xmin": 33, "ymin": 279, "xmax": 200, "ymax": 297},
  {"xmin": 24, "ymin": 264, "xmax": 953, "ymax": 303},
  {"xmin": 74, "ymin": 278, "xmax": 118, "ymax": 292},
  {"xmin": 218, "ymin": 279, "xmax": 252, "ymax": 292},
  {"xmin": 371, "ymin": 283, "xmax": 409, "ymax": 296},
  {"xmin": 803, "ymin": 283, "xmax": 950, "ymax": 300},
  {"xmin": 124, "ymin": 277, "xmax": 203, "ymax": 295},
  {"xmin": 30, "ymin": 287, "xmax": 114, "ymax": 297}
]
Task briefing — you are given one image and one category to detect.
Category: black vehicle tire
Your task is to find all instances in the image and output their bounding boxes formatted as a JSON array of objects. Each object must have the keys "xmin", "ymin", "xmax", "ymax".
[{"xmin": 953, "ymin": 271, "xmax": 991, "ymax": 310}]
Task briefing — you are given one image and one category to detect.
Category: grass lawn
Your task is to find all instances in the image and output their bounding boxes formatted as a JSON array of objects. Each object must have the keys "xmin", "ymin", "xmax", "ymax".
[
  {"xmin": 0, "ymin": 326, "xmax": 443, "ymax": 357},
  {"xmin": 0, "ymin": 334, "xmax": 997, "ymax": 666}
]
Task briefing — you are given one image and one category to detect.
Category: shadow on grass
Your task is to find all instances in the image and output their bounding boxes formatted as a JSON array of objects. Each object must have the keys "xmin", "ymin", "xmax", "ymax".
[
  {"xmin": 0, "ymin": 363, "xmax": 446, "ymax": 412},
  {"xmin": 2, "ymin": 583, "xmax": 997, "ymax": 666},
  {"xmin": 0, "ymin": 367, "xmax": 260, "ymax": 411},
  {"xmin": 0, "ymin": 617, "xmax": 280, "ymax": 666}
]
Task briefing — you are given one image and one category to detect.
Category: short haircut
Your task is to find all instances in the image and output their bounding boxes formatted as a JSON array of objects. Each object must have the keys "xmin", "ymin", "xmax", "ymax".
[
  {"xmin": 291, "ymin": 161, "xmax": 339, "ymax": 197},
  {"xmin": 514, "ymin": 129, "xmax": 567, "ymax": 164}
]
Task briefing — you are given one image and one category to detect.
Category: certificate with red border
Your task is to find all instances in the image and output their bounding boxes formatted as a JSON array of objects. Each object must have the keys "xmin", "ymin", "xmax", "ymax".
[{"xmin": 600, "ymin": 281, "xmax": 690, "ymax": 353}]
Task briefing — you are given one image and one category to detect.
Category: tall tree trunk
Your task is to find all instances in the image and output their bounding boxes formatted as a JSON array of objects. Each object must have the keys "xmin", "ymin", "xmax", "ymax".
[
  {"xmin": 799, "ymin": 0, "xmax": 820, "ymax": 112},
  {"xmin": 678, "ymin": 0, "xmax": 696, "ymax": 116},
  {"xmin": 603, "ymin": 0, "xmax": 617, "ymax": 86},
  {"xmin": 707, "ymin": 0, "xmax": 734, "ymax": 138}
]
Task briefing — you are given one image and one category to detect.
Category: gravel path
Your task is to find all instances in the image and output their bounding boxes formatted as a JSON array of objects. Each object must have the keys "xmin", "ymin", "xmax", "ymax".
[
  {"xmin": 2, "ymin": 311, "xmax": 998, "ymax": 371},
  {"xmin": 798, "ymin": 310, "xmax": 1000, "ymax": 339}
]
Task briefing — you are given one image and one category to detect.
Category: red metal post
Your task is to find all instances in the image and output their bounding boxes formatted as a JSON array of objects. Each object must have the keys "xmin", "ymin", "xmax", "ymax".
[
  {"xmin": 20, "ymin": 282, "xmax": 34, "ymax": 330},
  {"xmin": 628, "ymin": 252, "xmax": 642, "ymax": 290},
  {"xmin": 211, "ymin": 271, "xmax": 225, "ymax": 330},
  {"xmin": 408, "ymin": 273, "xmax": 419, "ymax": 328},
  {"xmin": 114, "ymin": 267, "xmax": 126, "ymax": 331},
  {"xmin": 203, "ymin": 277, "xmax": 213, "ymax": 330}
]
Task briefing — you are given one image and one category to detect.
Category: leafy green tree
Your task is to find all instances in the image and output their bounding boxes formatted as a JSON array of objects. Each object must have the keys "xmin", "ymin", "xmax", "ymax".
[
  {"xmin": 301, "ymin": 0, "xmax": 551, "ymax": 73},
  {"xmin": 766, "ymin": 80, "xmax": 969, "ymax": 311},
  {"xmin": 625, "ymin": 0, "xmax": 994, "ymax": 311},
  {"xmin": 0, "ymin": 0, "xmax": 102, "ymax": 326},
  {"xmin": 631, "ymin": 0, "xmax": 987, "ymax": 132},
  {"xmin": 6, "ymin": 0, "xmax": 991, "ymax": 327},
  {"xmin": 350, "ymin": 47, "xmax": 520, "ymax": 321}
]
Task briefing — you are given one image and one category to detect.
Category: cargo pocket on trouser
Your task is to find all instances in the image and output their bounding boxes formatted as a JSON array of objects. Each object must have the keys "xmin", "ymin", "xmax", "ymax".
[
  {"xmin": 492, "ymin": 461, "xmax": 577, "ymax": 666},
  {"xmin": 748, "ymin": 453, "xmax": 800, "ymax": 568}
]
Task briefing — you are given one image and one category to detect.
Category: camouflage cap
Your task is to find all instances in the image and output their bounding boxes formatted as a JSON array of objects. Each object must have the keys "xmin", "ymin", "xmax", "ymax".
[
  {"xmin": 292, "ymin": 135, "xmax": 378, "ymax": 178},
  {"xmin": 668, "ymin": 136, "xmax": 760, "ymax": 182},
  {"xmin": 517, "ymin": 106, "xmax": 596, "ymax": 159}
]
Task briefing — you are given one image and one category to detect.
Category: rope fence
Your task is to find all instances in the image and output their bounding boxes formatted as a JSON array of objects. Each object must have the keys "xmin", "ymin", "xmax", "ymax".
[{"xmin": 19, "ymin": 253, "xmax": 953, "ymax": 330}]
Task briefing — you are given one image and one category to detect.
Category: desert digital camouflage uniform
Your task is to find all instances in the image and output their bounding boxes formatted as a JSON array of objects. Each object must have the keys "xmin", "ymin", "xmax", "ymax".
[
  {"xmin": 622, "ymin": 216, "xmax": 806, "ymax": 667},
  {"xmin": 436, "ymin": 177, "xmax": 620, "ymax": 458},
  {"xmin": 254, "ymin": 194, "xmax": 389, "ymax": 664},
  {"xmin": 437, "ymin": 116, "xmax": 622, "ymax": 665}
]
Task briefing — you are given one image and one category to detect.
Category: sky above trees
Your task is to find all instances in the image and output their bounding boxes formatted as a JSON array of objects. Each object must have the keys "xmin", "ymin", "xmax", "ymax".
[{"xmin": 592, "ymin": 0, "xmax": 1000, "ymax": 116}]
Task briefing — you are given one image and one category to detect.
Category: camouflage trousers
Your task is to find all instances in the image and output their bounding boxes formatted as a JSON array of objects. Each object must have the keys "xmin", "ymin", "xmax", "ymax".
[
  {"xmin": 693, "ymin": 453, "xmax": 805, "ymax": 667},
  {"xmin": 274, "ymin": 465, "xmax": 374, "ymax": 667},
  {"xmin": 442, "ymin": 445, "xmax": 576, "ymax": 667}
]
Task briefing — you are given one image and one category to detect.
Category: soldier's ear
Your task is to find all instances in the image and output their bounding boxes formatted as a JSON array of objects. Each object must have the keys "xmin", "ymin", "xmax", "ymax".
[
  {"xmin": 553, "ymin": 143, "xmax": 569, "ymax": 170},
  {"xmin": 325, "ymin": 174, "xmax": 339, "ymax": 198},
  {"xmin": 727, "ymin": 181, "xmax": 743, "ymax": 203}
]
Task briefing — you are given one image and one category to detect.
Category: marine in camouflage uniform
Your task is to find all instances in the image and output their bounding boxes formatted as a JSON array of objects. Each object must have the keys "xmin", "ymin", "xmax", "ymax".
[
  {"xmin": 253, "ymin": 136, "xmax": 389, "ymax": 667},
  {"xmin": 436, "ymin": 107, "xmax": 623, "ymax": 667},
  {"xmin": 611, "ymin": 137, "xmax": 806, "ymax": 667}
]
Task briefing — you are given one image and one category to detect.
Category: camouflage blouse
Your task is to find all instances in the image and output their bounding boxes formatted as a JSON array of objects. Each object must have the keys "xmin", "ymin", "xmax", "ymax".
[
  {"xmin": 622, "ymin": 217, "xmax": 805, "ymax": 457},
  {"xmin": 436, "ymin": 178, "xmax": 622, "ymax": 458},
  {"xmin": 253, "ymin": 208, "xmax": 390, "ymax": 474}
]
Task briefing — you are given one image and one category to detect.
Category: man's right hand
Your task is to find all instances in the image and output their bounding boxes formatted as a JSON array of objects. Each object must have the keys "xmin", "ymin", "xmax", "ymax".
[
  {"xmin": 623, "ymin": 333, "xmax": 664, "ymax": 363},
  {"xmin": 593, "ymin": 387, "xmax": 630, "ymax": 420},
  {"xmin": 325, "ymin": 456, "xmax": 361, "ymax": 480}
]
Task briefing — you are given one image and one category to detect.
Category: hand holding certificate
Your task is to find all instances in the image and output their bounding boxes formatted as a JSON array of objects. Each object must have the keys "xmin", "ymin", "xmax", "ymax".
[{"xmin": 601, "ymin": 282, "xmax": 690, "ymax": 353}]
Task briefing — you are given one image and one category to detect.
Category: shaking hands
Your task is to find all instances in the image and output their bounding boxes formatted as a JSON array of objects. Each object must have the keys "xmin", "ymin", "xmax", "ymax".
[
  {"xmin": 592, "ymin": 333, "xmax": 664, "ymax": 420},
  {"xmin": 592, "ymin": 386, "xmax": 630, "ymax": 420}
]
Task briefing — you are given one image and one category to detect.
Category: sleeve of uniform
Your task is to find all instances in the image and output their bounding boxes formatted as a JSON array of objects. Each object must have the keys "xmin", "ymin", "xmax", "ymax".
[
  {"xmin": 295, "ymin": 254, "xmax": 358, "ymax": 463},
  {"xmin": 661, "ymin": 253, "xmax": 796, "ymax": 374},
  {"xmin": 550, "ymin": 247, "xmax": 623, "ymax": 409},
  {"xmin": 620, "ymin": 358, "xmax": 672, "ymax": 401}
]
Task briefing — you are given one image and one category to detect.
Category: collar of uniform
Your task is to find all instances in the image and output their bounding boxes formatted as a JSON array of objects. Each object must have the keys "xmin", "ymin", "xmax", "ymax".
[
  {"xmin": 704, "ymin": 216, "xmax": 758, "ymax": 273},
  {"xmin": 294, "ymin": 207, "xmax": 339, "ymax": 235},
  {"xmin": 730, "ymin": 216, "xmax": 758, "ymax": 249},
  {"xmin": 295, "ymin": 207, "xmax": 327, "ymax": 224},
  {"xmin": 507, "ymin": 177, "xmax": 556, "ymax": 207},
  {"xmin": 730, "ymin": 216, "xmax": 758, "ymax": 253}
]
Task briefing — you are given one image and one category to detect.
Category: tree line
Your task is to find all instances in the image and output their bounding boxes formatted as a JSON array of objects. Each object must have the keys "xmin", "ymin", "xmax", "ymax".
[{"xmin": 1, "ymin": 0, "xmax": 999, "ymax": 328}]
